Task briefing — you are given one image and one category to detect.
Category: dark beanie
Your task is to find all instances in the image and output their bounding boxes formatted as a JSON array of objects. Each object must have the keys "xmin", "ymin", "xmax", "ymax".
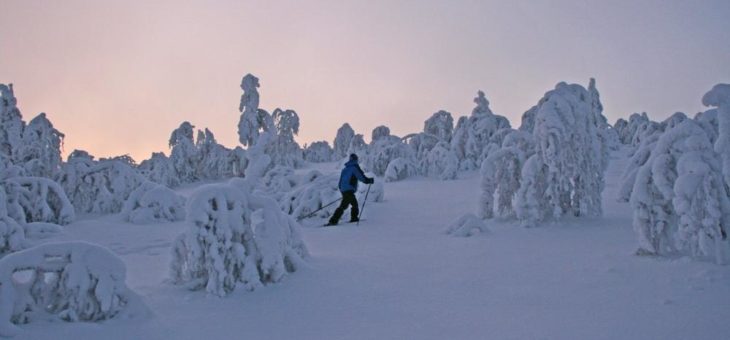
[{"xmin": 349, "ymin": 153, "xmax": 358, "ymax": 161}]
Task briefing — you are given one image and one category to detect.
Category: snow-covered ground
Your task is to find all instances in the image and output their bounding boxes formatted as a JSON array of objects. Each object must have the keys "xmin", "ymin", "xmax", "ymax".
[{"xmin": 19, "ymin": 151, "xmax": 730, "ymax": 340}]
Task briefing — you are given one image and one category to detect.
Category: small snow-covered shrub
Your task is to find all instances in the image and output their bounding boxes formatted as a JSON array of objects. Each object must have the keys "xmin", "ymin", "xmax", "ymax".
[
  {"xmin": 0, "ymin": 242, "xmax": 149, "ymax": 337},
  {"xmin": 384, "ymin": 157, "xmax": 415, "ymax": 182},
  {"xmin": 445, "ymin": 213, "xmax": 489, "ymax": 237},
  {"xmin": 4, "ymin": 177, "xmax": 74, "ymax": 225},
  {"xmin": 170, "ymin": 180, "xmax": 308, "ymax": 296},
  {"xmin": 280, "ymin": 171, "xmax": 341, "ymax": 220},
  {"xmin": 423, "ymin": 141, "xmax": 458, "ymax": 180},
  {"xmin": 120, "ymin": 181, "xmax": 185, "ymax": 224}
]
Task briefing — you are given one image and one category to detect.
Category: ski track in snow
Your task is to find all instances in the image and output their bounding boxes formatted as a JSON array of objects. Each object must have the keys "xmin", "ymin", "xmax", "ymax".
[{"xmin": 19, "ymin": 151, "xmax": 730, "ymax": 340}]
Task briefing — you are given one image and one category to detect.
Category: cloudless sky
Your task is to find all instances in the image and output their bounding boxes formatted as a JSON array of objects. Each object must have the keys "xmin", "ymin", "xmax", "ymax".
[{"xmin": 1, "ymin": 0, "xmax": 729, "ymax": 161}]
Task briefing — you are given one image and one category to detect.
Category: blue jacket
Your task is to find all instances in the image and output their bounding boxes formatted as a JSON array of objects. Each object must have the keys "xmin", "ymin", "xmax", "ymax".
[{"xmin": 339, "ymin": 159, "xmax": 371, "ymax": 193}]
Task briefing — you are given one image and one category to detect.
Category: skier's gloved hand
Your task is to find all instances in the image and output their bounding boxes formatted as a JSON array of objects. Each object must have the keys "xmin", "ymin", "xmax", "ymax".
[{"xmin": 366, "ymin": 178, "xmax": 374, "ymax": 184}]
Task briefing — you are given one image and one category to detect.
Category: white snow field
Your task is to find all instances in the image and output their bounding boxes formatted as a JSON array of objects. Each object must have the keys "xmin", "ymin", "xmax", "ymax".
[{"xmin": 18, "ymin": 149, "xmax": 730, "ymax": 340}]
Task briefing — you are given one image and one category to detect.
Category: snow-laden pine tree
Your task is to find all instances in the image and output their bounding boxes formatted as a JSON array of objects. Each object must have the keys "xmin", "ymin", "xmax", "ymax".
[
  {"xmin": 0, "ymin": 242, "xmax": 149, "ymax": 337},
  {"xmin": 333, "ymin": 123, "xmax": 355, "ymax": 159},
  {"xmin": 58, "ymin": 151, "xmax": 146, "ymax": 214},
  {"xmin": 511, "ymin": 81, "xmax": 608, "ymax": 227},
  {"xmin": 13, "ymin": 113, "xmax": 65, "ymax": 178},
  {"xmin": 237, "ymin": 74, "xmax": 264, "ymax": 147},
  {"xmin": 0, "ymin": 84, "xmax": 25, "ymax": 160},
  {"xmin": 451, "ymin": 91, "xmax": 511, "ymax": 170},
  {"xmin": 303, "ymin": 141, "xmax": 334, "ymax": 163},
  {"xmin": 138, "ymin": 152, "xmax": 180, "ymax": 188},
  {"xmin": 170, "ymin": 179, "xmax": 308, "ymax": 296},
  {"xmin": 480, "ymin": 130, "xmax": 535, "ymax": 219},
  {"xmin": 168, "ymin": 122, "xmax": 198, "ymax": 184},
  {"xmin": 195, "ymin": 128, "xmax": 233, "ymax": 180},
  {"xmin": 702, "ymin": 83, "xmax": 730, "ymax": 190},
  {"xmin": 268, "ymin": 108, "xmax": 304, "ymax": 168},
  {"xmin": 629, "ymin": 120, "xmax": 730, "ymax": 262},
  {"xmin": 424, "ymin": 110, "xmax": 454, "ymax": 143}
]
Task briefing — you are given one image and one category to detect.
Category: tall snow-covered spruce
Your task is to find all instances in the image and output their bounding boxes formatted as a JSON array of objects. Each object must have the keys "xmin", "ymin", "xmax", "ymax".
[{"xmin": 480, "ymin": 80, "xmax": 610, "ymax": 227}]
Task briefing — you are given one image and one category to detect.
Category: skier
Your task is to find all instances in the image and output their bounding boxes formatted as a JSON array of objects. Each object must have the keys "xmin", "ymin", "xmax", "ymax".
[{"xmin": 325, "ymin": 153, "xmax": 374, "ymax": 226}]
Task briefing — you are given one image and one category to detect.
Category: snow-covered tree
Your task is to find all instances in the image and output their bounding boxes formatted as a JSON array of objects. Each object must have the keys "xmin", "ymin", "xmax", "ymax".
[
  {"xmin": 451, "ymin": 91, "xmax": 511, "ymax": 170},
  {"xmin": 0, "ymin": 188, "xmax": 24, "ymax": 257},
  {"xmin": 333, "ymin": 123, "xmax": 355, "ymax": 159},
  {"xmin": 58, "ymin": 153, "xmax": 146, "ymax": 215},
  {"xmin": 120, "ymin": 181, "xmax": 185, "ymax": 224},
  {"xmin": 138, "ymin": 152, "xmax": 180, "ymax": 188},
  {"xmin": 303, "ymin": 141, "xmax": 335, "ymax": 163},
  {"xmin": 510, "ymin": 81, "xmax": 608, "ymax": 227},
  {"xmin": 4, "ymin": 176, "xmax": 75, "ymax": 225},
  {"xmin": 422, "ymin": 141, "xmax": 458, "ymax": 180},
  {"xmin": 480, "ymin": 130, "xmax": 534, "ymax": 219},
  {"xmin": 630, "ymin": 120, "xmax": 729, "ymax": 262},
  {"xmin": 268, "ymin": 108, "xmax": 304, "ymax": 168},
  {"xmin": 13, "ymin": 113, "xmax": 64, "ymax": 178},
  {"xmin": 346, "ymin": 134, "xmax": 368, "ymax": 161},
  {"xmin": 170, "ymin": 180, "xmax": 308, "ymax": 296},
  {"xmin": 195, "ymin": 128, "xmax": 234, "ymax": 180},
  {"xmin": 702, "ymin": 83, "xmax": 730, "ymax": 190},
  {"xmin": 0, "ymin": 84, "xmax": 25, "ymax": 160},
  {"xmin": 280, "ymin": 171, "xmax": 340, "ymax": 220},
  {"xmin": 364, "ymin": 128, "xmax": 410, "ymax": 177},
  {"xmin": 371, "ymin": 125, "xmax": 391, "ymax": 142},
  {"xmin": 237, "ymin": 74, "xmax": 264, "ymax": 147},
  {"xmin": 168, "ymin": 122, "xmax": 198, "ymax": 184},
  {"xmin": 384, "ymin": 157, "xmax": 416, "ymax": 182},
  {"xmin": 0, "ymin": 242, "xmax": 149, "ymax": 337},
  {"xmin": 424, "ymin": 110, "xmax": 454, "ymax": 143}
]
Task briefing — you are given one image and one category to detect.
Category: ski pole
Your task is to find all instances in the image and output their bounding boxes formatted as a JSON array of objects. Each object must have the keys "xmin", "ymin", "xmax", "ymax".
[
  {"xmin": 296, "ymin": 197, "xmax": 342, "ymax": 221},
  {"xmin": 357, "ymin": 184, "xmax": 372, "ymax": 226}
]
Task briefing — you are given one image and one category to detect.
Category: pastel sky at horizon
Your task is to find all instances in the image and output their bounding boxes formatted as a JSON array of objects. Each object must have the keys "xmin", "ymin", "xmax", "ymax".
[{"xmin": 1, "ymin": 0, "xmax": 729, "ymax": 161}]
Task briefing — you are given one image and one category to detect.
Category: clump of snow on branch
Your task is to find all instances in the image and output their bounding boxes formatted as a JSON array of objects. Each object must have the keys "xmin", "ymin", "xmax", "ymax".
[
  {"xmin": 120, "ymin": 181, "xmax": 185, "ymax": 224},
  {"xmin": 170, "ymin": 180, "xmax": 308, "ymax": 296},
  {"xmin": 0, "ymin": 242, "xmax": 149, "ymax": 337},
  {"xmin": 445, "ymin": 213, "xmax": 490, "ymax": 237}
]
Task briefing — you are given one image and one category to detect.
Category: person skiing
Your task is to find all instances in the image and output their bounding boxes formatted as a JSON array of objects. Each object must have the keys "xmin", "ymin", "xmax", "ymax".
[{"xmin": 325, "ymin": 153, "xmax": 374, "ymax": 226}]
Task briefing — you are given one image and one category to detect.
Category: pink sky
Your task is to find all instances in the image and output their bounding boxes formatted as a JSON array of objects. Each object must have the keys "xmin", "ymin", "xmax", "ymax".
[{"xmin": 1, "ymin": 0, "xmax": 728, "ymax": 161}]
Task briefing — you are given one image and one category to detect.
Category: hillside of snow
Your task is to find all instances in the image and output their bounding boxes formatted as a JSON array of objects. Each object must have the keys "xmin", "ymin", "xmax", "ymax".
[{"xmin": 17, "ymin": 148, "xmax": 730, "ymax": 340}]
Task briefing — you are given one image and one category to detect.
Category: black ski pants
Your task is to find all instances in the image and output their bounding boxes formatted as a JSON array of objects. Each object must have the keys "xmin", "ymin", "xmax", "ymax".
[{"xmin": 329, "ymin": 191, "xmax": 359, "ymax": 223}]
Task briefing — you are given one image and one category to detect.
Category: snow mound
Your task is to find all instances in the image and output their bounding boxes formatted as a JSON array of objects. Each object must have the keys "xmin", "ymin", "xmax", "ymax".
[
  {"xmin": 0, "ymin": 242, "xmax": 149, "ymax": 337},
  {"xmin": 120, "ymin": 181, "xmax": 186, "ymax": 224},
  {"xmin": 445, "ymin": 213, "xmax": 489, "ymax": 237},
  {"xmin": 170, "ymin": 180, "xmax": 308, "ymax": 296}
]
